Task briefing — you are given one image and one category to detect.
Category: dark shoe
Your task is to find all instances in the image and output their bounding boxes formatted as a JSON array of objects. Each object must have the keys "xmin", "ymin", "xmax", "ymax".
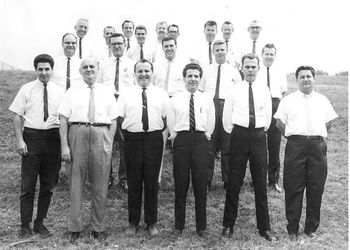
[
  {"xmin": 222, "ymin": 227, "xmax": 233, "ymax": 238},
  {"xmin": 148, "ymin": 224, "xmax": 160, "ymax": 237},
  {"xmin": 259, "ymin": 230, "xmax": 277, "ymax": 242},
  {"xmin": 33, "ymin": 221, "xmax": 52, "ymax": 237},
  {"xmin": 90, "ymin": 231, "xmax": 107, "ymax": 242},
  {"xmin": 196, "ymin": 229, "xmax": 209, "ymax": 239},
  {"xmin": 119, "ymin": 180, "xmax": 128, "ymax": 193},
  {"xmin": 305, "ymin": 231, "xmax": 317, "ymax": 238},
  {"xmin": 223, "ymin": 182, "xmax": 227, "ymax": 190},
  {"xmin": 269, "ymin": 183, "xmax": 282, "ymax": 193},
  {"xmin": 288, "ymin": 233, "xmax": 298, "ymax": 241},
  {"xmin": 69, "ymin": 232, "xmax": 80, "ymax": 243},
  {"xmin": 207, "ymin": 181, "xmax": 212, "ymax": 192},
  {"xmin": 126, "ymin": 224, "xmax": 137, "ymax": 236},
  {"xmin": 18, "ymin": 226, "xmax": 32, "ymax": 238}
]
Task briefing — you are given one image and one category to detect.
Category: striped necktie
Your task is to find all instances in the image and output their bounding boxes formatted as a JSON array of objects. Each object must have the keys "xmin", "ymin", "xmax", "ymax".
[
  {"xmin": 66, "ymin": 57, "xmax": 71, "ymax": 90},
  {"xmin": 189, "ymin": 94, "xmax": 196, "ymax": 131}
]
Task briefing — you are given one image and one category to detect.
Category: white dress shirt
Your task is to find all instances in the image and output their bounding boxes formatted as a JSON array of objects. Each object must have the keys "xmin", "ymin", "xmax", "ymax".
[
  {"xmin": 127, "ymin": 43, "xmax": 155, "ymax": 62},
  {"xmin": 189, "ymin": 40, "xmax": 214, "ymax": 69},
  {"xmin": 167, "ymin": 90, "xmax": 215, "ymax": 140},
  {"xmin": 223, "ymin": 80, "xmax": 272, "ymax": 133},
  {"xmin": 225, "ymin": 39, "xmax": 239, "ymax": 68},
  {"xmin": 58, "ymin": 82, "xmax": 118, "ymax": 124},
  {"xmin": 9, "ymin": 80, "xmax": 65, "ymax": 129},
  {"xmin": 235, "ymin": 37, "xmax": 266, "ymax": 67},
  {"xmin": 97, "ymin": 56, "xmax": 136, "ymax": 95},
  {"xmin": 274, "ymin": 90, "xmax": 337, "ymax": 137},
  {"xmin": 116, "ymin": 84, "xmax": 170, "ymax": 132},
  {"xmin": 200, "ymin": 61, "xmax": 242, "ymax": 100},
  {"xmin": 153, "ymin": 56, "xmax": 188, "ymax": 97},
  {"xmin": 52, "ymin": 55, "xmax": 82, "ymax": 91},
  {"xmin": 257, "ymin": 63, "xmax": 287, "ymax": 99}
]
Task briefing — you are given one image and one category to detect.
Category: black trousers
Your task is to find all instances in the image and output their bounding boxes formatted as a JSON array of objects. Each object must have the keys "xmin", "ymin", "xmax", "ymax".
[
  {"xmin": 284, "ymin": 136, "xmax": 327, "ymax": 234},
  {"xmin": 20, "ymin": 127, "xmax": 61, "ymax": 226},
  {"xmin": 208, "ymin": 99, "xmax": 230, "ymax": 183},
  {"xmin": 267, "ymin": 98, "xmax": 282, "ymax": 185},
  {"xmin": 173, "ymin": 131, "xmax": 209, "ymax": 231},
  {"xmin": 111, "ymin": 126, "xmax": 127, "ymax": 182},
  {"xmin": 223, "ymin": 125, "xmax": 270, "ymax": 231},
  {"xmin": 124, "ymin": 130, "xmax": 163, "ymax": 226}
]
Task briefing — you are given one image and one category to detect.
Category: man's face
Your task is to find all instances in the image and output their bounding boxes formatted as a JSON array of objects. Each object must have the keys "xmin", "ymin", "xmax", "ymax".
[
  {"xmin": 110, "ymin": 36, "xmax": 126, "ymax": 58},
  {"xmin": 79, "ymin": 58, "xmax": 99, "ymax": 85},
  {"xmin": 135, "ymin": 62, "xmax": 153, "ymax": 87},
  {"xmin": 248, "ymin": 25, "xmax": 262, "ymax": 41},
  {"xmin": 242, "ymin": 58, "xmax": 260, "ymax": 83},
  {"xmin": 162, "ymin": 40, "xmax": 177, "ymax": 61},
  {"xmin": 62, "ymin": 34, "xmax": 77, "ymax": 57},
  {"xmin": 168, "ymin": 26, "xmax": 179, "ymax": 38},
  {"xmin": 36, "ymin": 62, "xmax": 53, "ymax": 84},
  {"xmin": 221, "ymin": 24, "xmax": 233, "ymax": 41},
  {"xmin": 135, "ymin": 28, "xmax": 147, "ymax": 46},
  {"xmin": 156, "ymin": 23, "xmax": 167, "ymax": 40},
  {"xmin": 297, "ymin": 70, "xmax": 315, "ymax": 94},
  {"xmin": 103, "ymin": 27, "xmax": 115, "ymax": 44},
  {"xmin": 204, "ymin": 24, "xmax": 217, "ymax": 43},
  {"xmin": 75, "ymin": 20, "xmax": 89, "ymax": 39},
  {"xmin": 184, "ymin": 69, "xmax": 201, "ymax": 93},
  {"xmin": 213, "ymin": 43, "xmax": 227, "ymax": 65},
  {"xmin": 262, "ymin": 47, "xmax": 276, "ymax": 68},
  {"xmin": 122, "ymin": 22, "xmax": 134, "ymax": 39}
]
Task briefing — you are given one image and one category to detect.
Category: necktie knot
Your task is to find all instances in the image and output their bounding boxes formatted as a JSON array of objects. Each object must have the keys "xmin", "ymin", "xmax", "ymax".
[
  {"xmin": 43, "ymin": 83, "xmax": 47, "ymax": 87},
  {"xmin": 67, "ymin": 57, "xmax": 71, "ymax": 61}
]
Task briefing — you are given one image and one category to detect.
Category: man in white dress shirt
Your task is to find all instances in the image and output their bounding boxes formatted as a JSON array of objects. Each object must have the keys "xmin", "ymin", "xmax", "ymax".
[
  {"xmin": 274, "ymin": 65, "xmax": 337, "ymax": 241},
  {"xmin": 74, "ymin": 18, "xmax": 91, "ymax": 59},
  {"xmin": 221, "ymin": 21, "xmax": 239, "ymax": 69},
  {"xmin": 99, "ymin": 26, "xmax": 115, "ymax": 60},
  {"xmin": 168, "ymin": 63, "xmax": 215, "ymax": 238},
  {"xmin": 98, "ymin": 33, "xmax": 135, "ymax": 193},
  {"xmin": 122, "ymin": 20, "xmax": 135, "ymax": 51},
  {"xmin": 152, "ymin": 21, "xmax": 168, "ymax": 62},
  {"xmin": 127, "ymin": 25, "xmax": 155, "ymax": 62},
  {"xmin": 222, "ymin": 53, "xmax": 276, "ymax": 242},
  {"xmin": 200, "ymin": 40, "xmax": 241, "ymax": 191}
]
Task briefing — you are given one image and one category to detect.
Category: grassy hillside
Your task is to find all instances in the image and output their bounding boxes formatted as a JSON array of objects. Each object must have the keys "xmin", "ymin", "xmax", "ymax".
[{"xmin": 0, "ymin": 71, "xmax": 348, "ymax": 249}]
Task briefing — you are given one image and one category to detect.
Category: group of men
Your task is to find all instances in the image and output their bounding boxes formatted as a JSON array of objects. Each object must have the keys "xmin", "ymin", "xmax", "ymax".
[{"xmin": 9, "ymin": 17, "xmax": 337, "ymax": 244}]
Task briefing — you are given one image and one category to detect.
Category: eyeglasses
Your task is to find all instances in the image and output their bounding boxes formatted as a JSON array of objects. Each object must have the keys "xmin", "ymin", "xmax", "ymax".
[
  {"xmin": 249, "ymin": 26, "xmax": 261, "ymax": 30},
  {"xmin": 110, "ymin": 42, "xmax": 125, "ymax": 47},
  {"xmin": 64, "ymin": 42, "xmax": 77, "ymax": 45}
]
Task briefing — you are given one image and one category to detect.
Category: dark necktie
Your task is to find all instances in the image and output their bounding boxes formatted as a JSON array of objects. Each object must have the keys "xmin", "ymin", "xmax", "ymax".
[
  {"xmin": 127, "ymin": 38, "xmax": 130, "ymax": 50},
  {"xmin": 88, "ymin": 85, "xmax": 95, "ymax": 122},
  {"xmin": 209, "ymin": 42, "xmax": 213, "ymax": 64},
  {"xmin": 142, "ymin": 87, "xmax": 149, "ymax": 131},
  {"xmin": 225, "ymin": 40, "xmax": 229, "ymax": 48},
  {"xmin": 43, "ymin": 83, "xmax": 48, "ymax": 121},
  {"xmin": 214, "ymin": 65, "xmax": 221, "ymax": 101},
  {"xmin": 267, "ymin": 67, "xmax": 270, "ymax": 89},
  {"xmin": 79, "ymin": 38, "xmax": 82, "ymax": 59},
  {"xmin": 252, "ymin": 40, "xmax": 256, "ymax": 54},
  {"xmin": 248, "ymin": 82, "xmax": 255, "ymax": 128},
  {"xmin": 114, "ymin": 58, "xmax": 120, "ymax": 93},
  {"xmin": 189, "ymin": 94, "xmax": 196, "ymax": 131},
  {"xmin": 140, "ymin": 45, "xmax": 144, "ymax": 60},
  {"xmin": 66, "ymin": 57, "xmax": 71, "ymax": 90}
]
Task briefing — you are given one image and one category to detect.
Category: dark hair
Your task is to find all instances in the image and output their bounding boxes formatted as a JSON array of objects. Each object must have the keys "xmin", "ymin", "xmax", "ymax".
[
  {"xmin": 262, "ymin": 43, "xmax": 277, "ymax": 54},
  {"xmin": 134, "ymin": 59, "xmax": 154, "ymax": 73},
  {"xmin": 182, "ymin": 63, "xmax": 203, "ymax": 78},
  {"xmin": 109, "ymin": 33, "xmax": 126, "ymax": 44},
  {"xmin": 295, "ymin": 65, "xmax": 315, "ymax": 79},
  {"xmin": 135, "ymin": 25, "xmax": 147, "ymax": 34},
  {"xmin": 204, "ymin": 20, "xmax": 217, "ymax": 29},
  {"xmin": 61, "ymin": 33, "xmax": 77, "ymax": 43},
  {"xmin": 103, "ymin": 26, "xmax": 115, "ymax": 34},
  {"xmin": 213, "ymin": 40, "xmax": 226, "ymax": 50},
  {"xmin": 162, "ymin": 36, "xmax": 177, "ymax": 46},
  {"xmin": 167, "ymin": 24, "xmax": 179, "ymax": 32},
  {"xmin": 33, "ymin": 54, "xmax": 54, "ymax": 69},
  {"xmin": 122, "ymin": 20, "xmax": 134, "ymax": 29},
  {"xmin": 241, "ymin": 53, "xmax": 260, "ymax": 67},
  {"xmin": 223, "ymin": 21, "xmax": 232, "ymax": 26}
]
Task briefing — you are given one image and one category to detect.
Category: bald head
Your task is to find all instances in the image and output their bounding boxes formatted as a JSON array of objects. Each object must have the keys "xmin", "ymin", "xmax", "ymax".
[{"xmin": 79, "ymin": 57, "xmax": 99, "ymax": 85}]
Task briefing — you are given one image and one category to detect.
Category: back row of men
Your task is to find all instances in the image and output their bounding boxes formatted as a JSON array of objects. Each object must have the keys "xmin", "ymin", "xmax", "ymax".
[{"xmin": 10, "ymin": 48, "xmax": 337, "ymax": 243}]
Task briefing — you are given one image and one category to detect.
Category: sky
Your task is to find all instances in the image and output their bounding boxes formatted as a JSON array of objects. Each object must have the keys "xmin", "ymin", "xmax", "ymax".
[{"xmin": 0, "ymin": 0, "xmax": 349, "ymax": 75}]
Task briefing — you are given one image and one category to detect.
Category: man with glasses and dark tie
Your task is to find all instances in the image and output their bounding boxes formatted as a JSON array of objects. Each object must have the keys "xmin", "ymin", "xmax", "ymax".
[
  {"xmin": 221, "ymin": 53, "xmax": 277, "ymax": 242},
  {"xmin": 52, "ymin": 33, "xmax": 82, "ymax": 91},
  {"xmin": 258, "ymin": 44, "xmax": 287, "ymax": 193},
  {"xmin": 9, "ymin": 54, "xmax": 64, "ymax": 238},
  {"xmin": 59, "ymin": 57, "xmax": 118, "ymax": 243},
  {"xmin": 127, "ymin": 25, "xmax": 155, "ymax": 62},
  {"xmin": 116, "ymin": 59, "xmax": 169, "ymax": 237},
  {"xmin": 98, "ymin": 33, "xmax": 136, "ymax": 192},
  {"xmin": 200, "ymin": 40, "xmax": 241, "ymax": 191}
]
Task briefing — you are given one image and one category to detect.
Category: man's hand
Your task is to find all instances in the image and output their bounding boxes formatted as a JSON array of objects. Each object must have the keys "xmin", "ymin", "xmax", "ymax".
[
  {"xmin": 17, "ymin": 139, "xmax": 28, "ymax": 156},
  {"xmin": 61, "ymin": 145, "xmax": 71, "ymax": 162}
]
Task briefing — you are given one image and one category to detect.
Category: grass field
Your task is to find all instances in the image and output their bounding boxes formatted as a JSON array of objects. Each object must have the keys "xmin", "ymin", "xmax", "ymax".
[{"xmin": 0, "ymin": 71, "xmax": 348, "ymax": 249}]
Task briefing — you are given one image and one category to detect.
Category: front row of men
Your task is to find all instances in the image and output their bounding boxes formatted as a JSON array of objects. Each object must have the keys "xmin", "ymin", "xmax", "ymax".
[{"xmin": 10, "ymin": 53, "xmax": 337, "ymax": 243}]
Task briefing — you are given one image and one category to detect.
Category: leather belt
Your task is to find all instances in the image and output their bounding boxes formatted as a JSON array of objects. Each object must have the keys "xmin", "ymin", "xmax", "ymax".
[
  {"xmin": 288, "ymin": 135, "xmax": 323, "ymax": 140},
  {"xmin": 70, "ymin": 122, "xmax": 110, "ymax": 127}
]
